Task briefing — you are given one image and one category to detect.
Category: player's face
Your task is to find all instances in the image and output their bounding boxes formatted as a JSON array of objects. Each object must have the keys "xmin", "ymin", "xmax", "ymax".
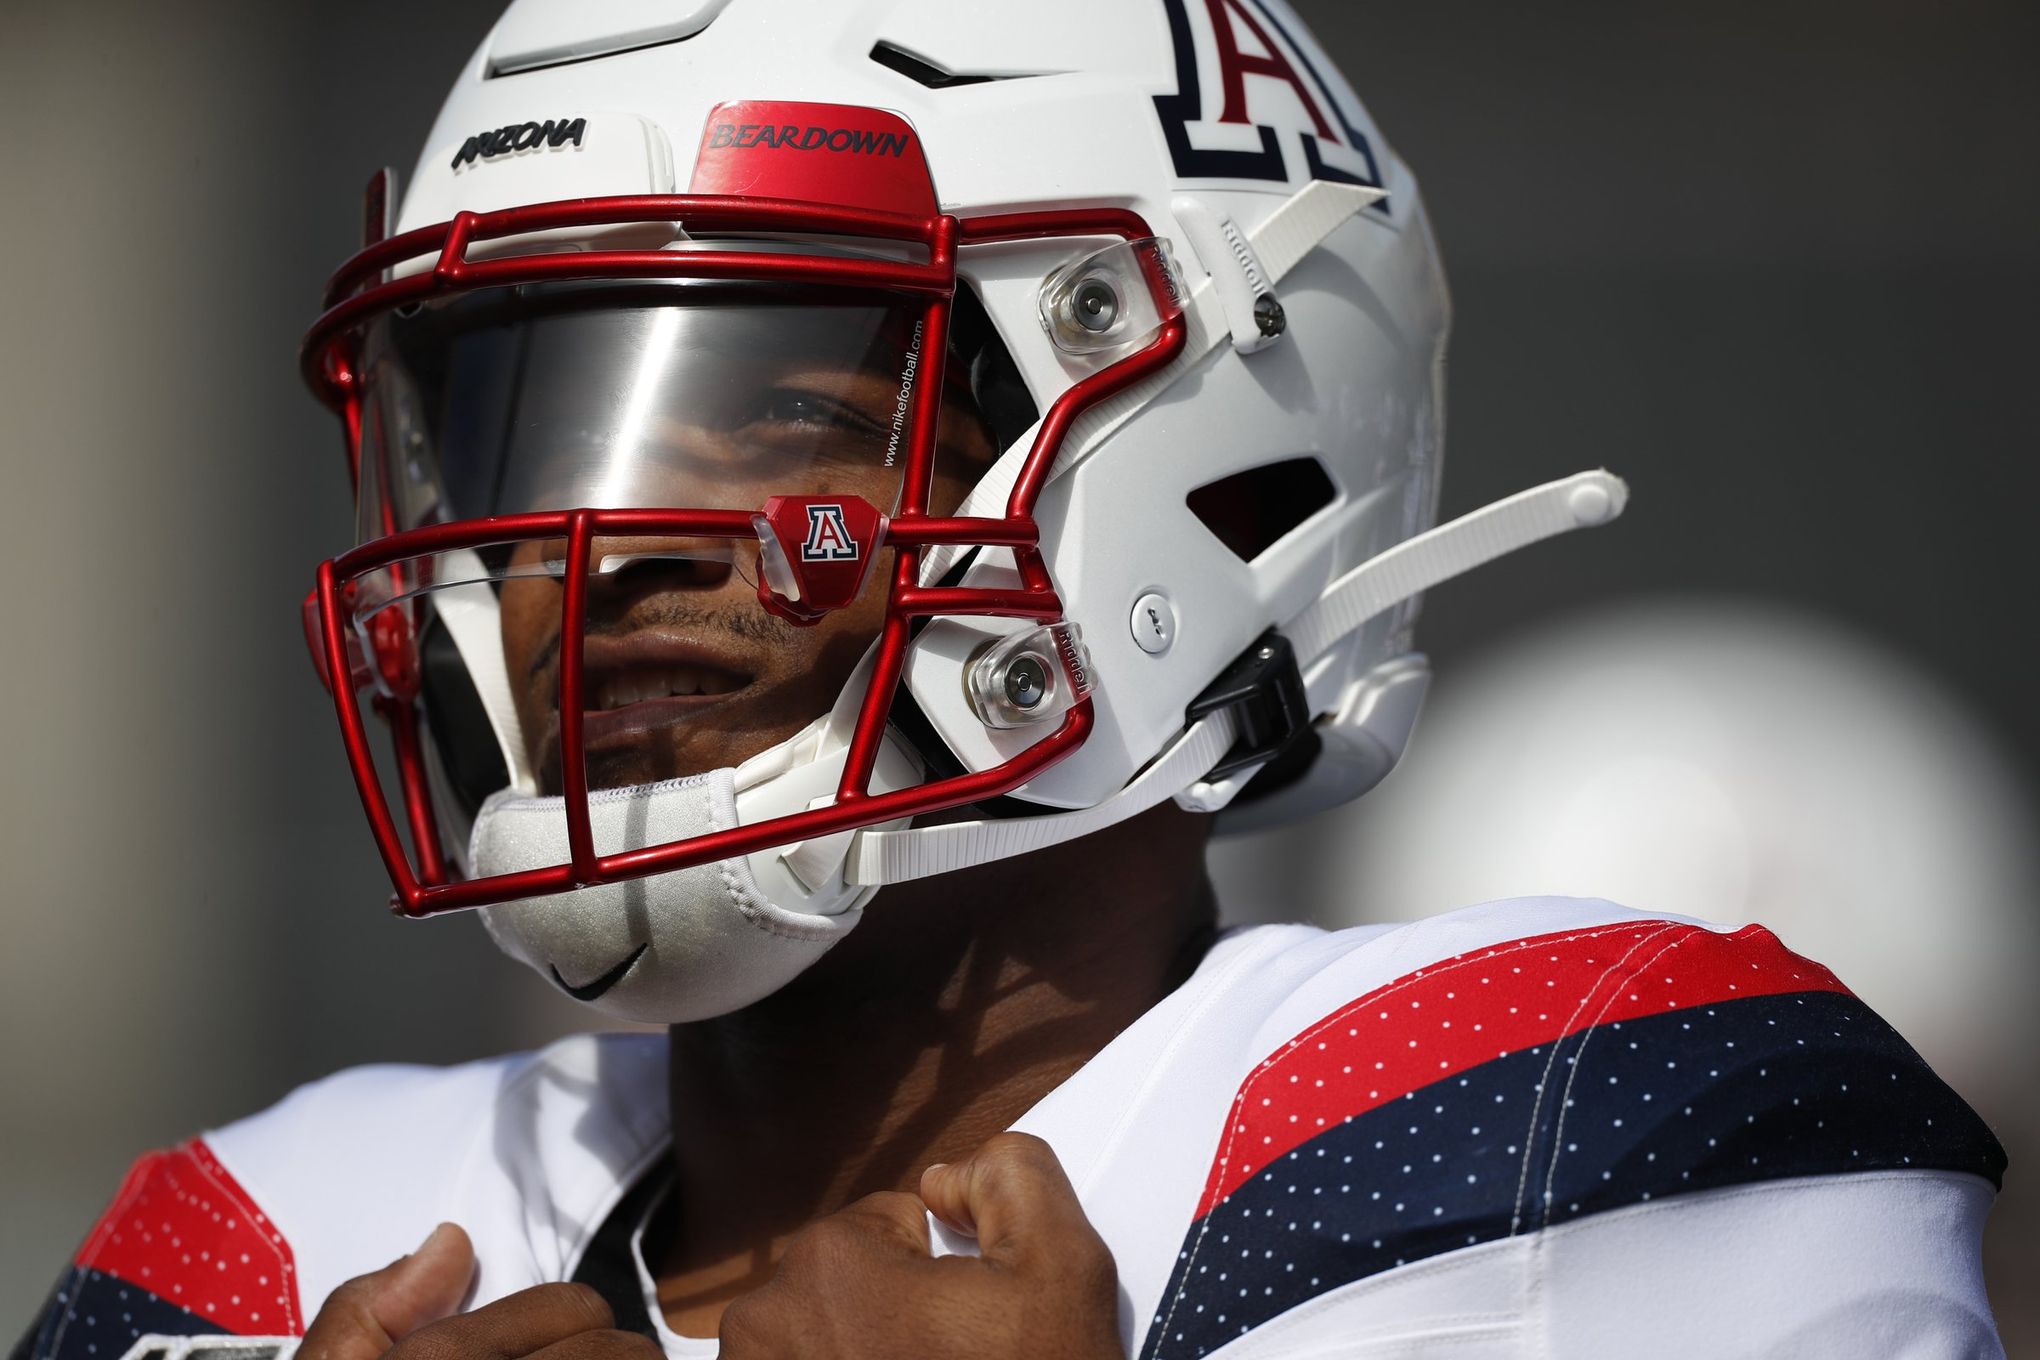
[
  {"xmin": 357, "ymin": 284, "xmax": 1004, "ymax": 795},
  {"xmin": 494, "ymin": 362, "xmax": 997, "ymax": 795}
]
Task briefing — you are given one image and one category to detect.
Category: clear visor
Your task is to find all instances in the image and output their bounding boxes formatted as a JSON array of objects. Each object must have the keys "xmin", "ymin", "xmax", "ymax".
[{"xmin": 357, "ymin": 280, "xmax": 933, "ymax": 546}]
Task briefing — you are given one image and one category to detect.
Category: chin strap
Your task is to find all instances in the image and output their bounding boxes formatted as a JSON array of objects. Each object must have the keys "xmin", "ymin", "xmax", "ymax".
[
  {"xmin": 846, "ymin": 468, "xmax": 1629, "ymax": 886},
  {"xmin": 849, "ymin": 702, "xmax": 1244, "ymax": 886}
]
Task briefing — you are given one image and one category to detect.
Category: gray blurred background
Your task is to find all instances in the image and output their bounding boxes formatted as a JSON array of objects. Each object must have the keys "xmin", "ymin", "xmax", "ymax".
[{"xmin": 3, "ymin": 0, "xmax": 2034, "ymax": 1348}]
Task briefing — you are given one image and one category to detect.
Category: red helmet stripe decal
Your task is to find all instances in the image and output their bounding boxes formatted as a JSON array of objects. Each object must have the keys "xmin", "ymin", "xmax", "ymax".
[{"xmin": 689, "ymin": 101, "xmax": 938, "ymax": 217}]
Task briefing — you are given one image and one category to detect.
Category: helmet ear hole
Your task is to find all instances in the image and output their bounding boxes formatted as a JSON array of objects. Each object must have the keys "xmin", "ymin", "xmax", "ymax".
[
  {"xmin": 1186, "ymin": 456, "xmax": 1338, "ymax": 562},
  {"xmin": 419, "ymin": 612, "xmax": 512, "ymax": 822}
]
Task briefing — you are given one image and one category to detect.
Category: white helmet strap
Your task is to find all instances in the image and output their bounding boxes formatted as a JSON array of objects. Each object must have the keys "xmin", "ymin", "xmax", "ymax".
[
  {"xmin": 846, "ymin": 467, "xmax": 1628, "ymax": 887},
  {"xmin": 432, "ymin": 546, "xmax": 536, "ymax": 794}
]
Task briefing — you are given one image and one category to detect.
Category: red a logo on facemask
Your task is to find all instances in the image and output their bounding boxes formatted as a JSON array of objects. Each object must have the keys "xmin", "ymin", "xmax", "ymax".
[{"xmin": 801, "ymin": 503, "xmax": 860, "ymax": 561}]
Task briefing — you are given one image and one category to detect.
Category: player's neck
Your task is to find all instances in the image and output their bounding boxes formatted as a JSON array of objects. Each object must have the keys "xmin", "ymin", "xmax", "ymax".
[{"xmin": 648, "ymin": 803, "xmax": 1217, "ymax": 1337}]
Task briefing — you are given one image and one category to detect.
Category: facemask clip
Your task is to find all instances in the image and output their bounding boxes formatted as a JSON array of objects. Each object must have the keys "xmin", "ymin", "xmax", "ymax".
[
  {"xmin": 751, "ymin": 495, "xmax": 889, "ymax": 625},
  {"xmin": 1038, "ymin": 237, "xmax": 1185, "ymax": 356},
  {"xmin": 967, "ymin": 621, "xmax": 1097, "ymax": 729}
]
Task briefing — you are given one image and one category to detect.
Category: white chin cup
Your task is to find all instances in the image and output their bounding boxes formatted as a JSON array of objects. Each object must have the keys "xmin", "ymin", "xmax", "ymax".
[{"xmin": 470, "ymin": 767, "xmax": 863, "ymax": 1024}]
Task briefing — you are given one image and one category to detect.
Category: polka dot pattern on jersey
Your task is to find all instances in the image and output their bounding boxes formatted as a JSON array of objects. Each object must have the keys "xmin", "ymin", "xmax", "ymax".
[
  {"xmin": 1192, "ymin": 921, "xmax": 1845, "ymax": 1216},
  {"xmin": 1136, "ymin": 923, "xmax": 2005, "ymax": 1360},
  {"xmin": 21, "ymin": 1266, "xmax": 224, "ymax": 1360},
  {"xmin": 72, "ymin": 1139, "xmax": 299, "ymax": 1336}
]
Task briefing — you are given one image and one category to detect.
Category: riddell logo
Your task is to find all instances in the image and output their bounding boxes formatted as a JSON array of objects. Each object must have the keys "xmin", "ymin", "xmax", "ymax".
[
  {"xmin": 708, "ymin": 123, "xmax": 909, "ymax": 158},
  {"xmin": 451, "ymin": 117, "xmax": 587, "ymax": 169},
  {"xmin": 1053, "ymin": 626, "xmax": 1091, "ymax": 695}
]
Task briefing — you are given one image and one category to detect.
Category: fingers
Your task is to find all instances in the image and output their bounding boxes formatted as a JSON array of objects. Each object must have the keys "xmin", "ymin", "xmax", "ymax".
[
  {"xmin": 300, "ymin": 1223, "xmax": 625, "ymax": 1360},
  {"xmin": 523, "ymin": 1331, "xmax": 663, "ymax": 1360},
  {"xmin": 298, "ymin": 1223, "xmax": 475, "ymax": 1360},
  {"xmin": 400, "ymin": 1282, "xmax": 616, "ymax": 1360},
  {"xmin": 919, "ymin": 1162, "xmax": 970, "ymax": 1237},
  {"xmin": 720, "ymin": 1192, "xmax": 935, "ymax": 1359},
  {"xmin": 918, "ymin": 1133, "xmax": 1104, "ymax": 1268},
  {"xmin": 811, "ymin": 1198, "xmax": 938, "ymax": 1264},
  {"xmin": 724, "ymin": 1153, "xmax": 1119, "ymax": 1358}
]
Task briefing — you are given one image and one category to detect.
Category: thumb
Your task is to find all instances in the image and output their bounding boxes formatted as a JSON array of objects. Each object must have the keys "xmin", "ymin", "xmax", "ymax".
[
  {"xmin": 298, "ymin": 1223, "xmax": 475, "ymax": 1360},
  {"xmin": 919, "ymin": 1133, "xmax": 1099, "ymax": 1266}
]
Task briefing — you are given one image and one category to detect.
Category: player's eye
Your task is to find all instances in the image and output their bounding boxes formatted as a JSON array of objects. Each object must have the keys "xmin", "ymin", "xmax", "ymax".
[{"xmin": 751, "ymin": 388, "xmax": 884, "ymax": 437}]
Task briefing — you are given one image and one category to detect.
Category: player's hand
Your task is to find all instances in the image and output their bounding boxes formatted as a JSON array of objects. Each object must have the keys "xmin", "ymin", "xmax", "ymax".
[
  {"xmin": 718, "ymin": 1132, "xmax": 1122, "ymax": 1360},
  {"xmin": 294, "ymin": 1223, "xmax": 659, "ymax": 1360}
]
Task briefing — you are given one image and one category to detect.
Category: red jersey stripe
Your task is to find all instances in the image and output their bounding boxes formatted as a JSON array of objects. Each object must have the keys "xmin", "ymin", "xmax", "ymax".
[
  {"xmin": 73, "ymin": 1138, "xmax": 302, "ymax": 1336},
  {"xmin": 1196, "ymin": 920, "xmax": 1848, "ymax": 1217}
]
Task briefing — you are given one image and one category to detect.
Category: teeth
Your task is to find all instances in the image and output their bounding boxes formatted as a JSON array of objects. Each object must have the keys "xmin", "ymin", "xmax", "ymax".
[{"xmin": 590, "ymin": 666, "xmax": 744, "ymax": 710}]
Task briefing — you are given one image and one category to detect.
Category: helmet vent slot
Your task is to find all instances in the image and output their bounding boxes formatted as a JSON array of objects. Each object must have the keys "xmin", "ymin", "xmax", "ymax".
[
  {"xmin": 1186, "ymin": 457, "xmax": 1337, "ymax": 562},
  {"xmin": 868, "ymin": 41, "xmax": 1048, "ymax": 90}
]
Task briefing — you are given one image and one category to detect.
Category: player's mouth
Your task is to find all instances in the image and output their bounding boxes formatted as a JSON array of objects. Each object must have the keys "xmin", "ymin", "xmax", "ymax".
[
  {"xmin": 554, "ymin": 629, "xmax": 758, "ymax": 752},
  {"xmin": 577, "ymin": 662, "xmax": 754, "ymax": 749}
]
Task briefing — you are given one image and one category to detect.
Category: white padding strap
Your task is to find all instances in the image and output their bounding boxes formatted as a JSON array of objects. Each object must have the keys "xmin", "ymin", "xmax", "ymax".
[
  {"xmin": 1253, "ymin": 181, "xmax": 1387, "ymax": 281},
  {"xmin": 1287, "ymin": 469, "xmax": 1629, "ymax": 666},
  {"xmin": 847, "ymin": 708, "xmax": 1238, "ymax": 886},
  {"xmin": 431, "ymin": 548, "xmax": 534, "ymax": 793},
  {"xmin": 849, "ymin": 469, "xmax": 1627, "ymax": 886}
]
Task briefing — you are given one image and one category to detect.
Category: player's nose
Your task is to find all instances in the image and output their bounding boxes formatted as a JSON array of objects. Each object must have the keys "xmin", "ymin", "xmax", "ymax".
[{"xmin": 582, "ymin": 535, "xmax": 741, "ymax": 608}]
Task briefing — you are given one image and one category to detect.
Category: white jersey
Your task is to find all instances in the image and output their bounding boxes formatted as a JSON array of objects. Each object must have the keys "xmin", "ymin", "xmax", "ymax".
[{"xmin": 18, "ymin": 899, "xmax": 2006, "ymax": 1359}]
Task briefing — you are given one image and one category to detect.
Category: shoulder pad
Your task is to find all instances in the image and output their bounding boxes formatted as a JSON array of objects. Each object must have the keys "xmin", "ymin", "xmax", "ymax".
[
  {"xmin": 1139, "ymin": 915, "xmax": 2005, "ymax": 1360},
  {"xmin": 13, "ymin": 1140, "xmax": 301, "ymax": 1360}
]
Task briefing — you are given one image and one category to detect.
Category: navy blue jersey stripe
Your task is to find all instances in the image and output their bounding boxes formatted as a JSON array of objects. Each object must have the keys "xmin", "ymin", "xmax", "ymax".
[
  {"xmin": 12, "ymin": 1267, "xmax": 222, "ymax": 1360},
  {"xmin": 1140, "ymin": 989, "xmax": 2003, "ymax": 1360}
]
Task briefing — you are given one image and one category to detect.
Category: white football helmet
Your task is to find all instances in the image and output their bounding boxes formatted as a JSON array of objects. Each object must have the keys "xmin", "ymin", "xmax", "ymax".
[{"xmin": 300, "ymin": 0, "xmax": 1625, "ymax": 1022}]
